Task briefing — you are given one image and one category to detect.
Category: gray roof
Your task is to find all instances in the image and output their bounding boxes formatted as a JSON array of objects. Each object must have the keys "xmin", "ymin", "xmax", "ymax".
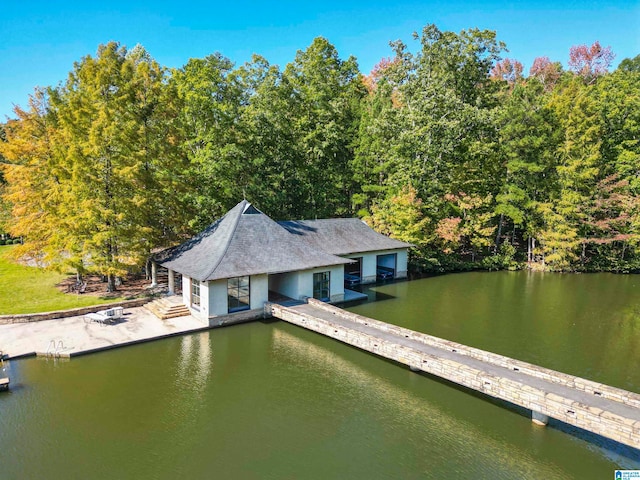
[
  {"xmin": 156, "ymin": 200, "xmax": 351, "ymax": 281},
  {"xmin": 278, "ymin": 218, "xmax": 413, "ymax": 256}
]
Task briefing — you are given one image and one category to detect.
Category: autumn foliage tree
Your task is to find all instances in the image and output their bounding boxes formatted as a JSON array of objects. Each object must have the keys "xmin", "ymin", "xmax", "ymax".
[
  {"xmin": 529, "ymin": 56, "xmax": 563, "ymax": 91},
  {"xmin": 568, "ymin": 41, "xmax": 615, "ymax": 83},
  {"xmin": 0, "ymin": 90, "xmax": 65, "ymax": 268},
  {"xmin": 490, "ymin": 58, "xmax": 523, "ymax": 86}
]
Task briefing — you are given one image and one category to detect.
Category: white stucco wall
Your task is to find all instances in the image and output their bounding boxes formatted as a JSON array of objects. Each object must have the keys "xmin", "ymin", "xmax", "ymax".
[
  {"xmin": 396, "ymin": 249, "xmax": 408, "ymax": 278},
  {"xmin": 327, "ymin": 265, "xmax": 345, "ymax": 302},
  {"xmin": 360, "ymin": 253, "xmax": 378, "ymax": 283},
  {"xmin": 208, "ymin": 279, "xmax": 228, "ymax": 316},
  {"xmin": 203, "ymin": 274, "xmax": 269, "ymax": 317},
  {"xmin": 177, "ymin": 249, "xmax": 410, "ymax": 318},
  {"xmin": 268, "ymin": 266, "xmax": 345, "ymax": 302},
  {"xmin": 298, "ymin": 265, "xmax": 345, "ymax": 302},
  {"xmin": 250, "ymin": 274, "xmax": 269, "ymax": 310},
  {"xmin": 199, "ymin": 281, "xmax": 210, "ymax": 318},
  {"xmin": 182, "ymin": 276, "xmax": 191, "ymax": 306},
  {"xmin": 181, "ymin": 276, "xmax": 210, "ymax": 320}
]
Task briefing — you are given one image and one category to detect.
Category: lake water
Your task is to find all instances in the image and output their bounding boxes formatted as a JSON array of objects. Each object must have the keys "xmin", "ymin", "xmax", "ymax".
[{"xmin": 1, "ymin": 271, "xmax": 639, "ymax": 479}]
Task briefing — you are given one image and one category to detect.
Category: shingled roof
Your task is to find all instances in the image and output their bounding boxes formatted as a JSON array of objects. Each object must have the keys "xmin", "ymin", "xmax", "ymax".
[
  {"xmin": 279, "ymin": 218, "xmax": 413, "ymax": 256},
  {"xmin": 156, "ymin": 200, "xmax": 351, "ymax": 281}
]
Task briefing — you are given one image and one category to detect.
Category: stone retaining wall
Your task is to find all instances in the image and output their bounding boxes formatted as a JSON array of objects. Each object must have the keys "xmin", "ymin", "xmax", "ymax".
[
  {"xmin": 209, "ymin": 308, "xmax": 265, "ymax": 327},
  {"xmin": 270, "ymin": 301, "xmax": 640, "ymax": 449},
  {"xmin": 0, "ymin": 298, "xmax": 152, "ymax": 325},
  {"xmin": 306, "ymin": 298, "xmax": 640, "ymax": 411}
]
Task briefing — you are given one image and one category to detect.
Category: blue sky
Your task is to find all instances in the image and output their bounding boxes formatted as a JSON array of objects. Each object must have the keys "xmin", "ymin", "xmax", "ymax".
[{"xmin": 1, "ymin": 1, "xmax": 638, "ymax": 120}]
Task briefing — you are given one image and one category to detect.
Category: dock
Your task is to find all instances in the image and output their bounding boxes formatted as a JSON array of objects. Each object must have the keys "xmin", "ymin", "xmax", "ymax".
[
  {"xmin": 268, "ymin": 298, "xmax": 640, "ymax": 449},
  {"xmin": 0, "ymin": 352, "xmax": 9, "ymax": 391}
]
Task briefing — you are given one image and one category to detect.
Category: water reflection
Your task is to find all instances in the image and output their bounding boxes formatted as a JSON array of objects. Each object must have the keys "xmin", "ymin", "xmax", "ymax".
[
  {"xmin": 176, "ymin": 331, "xmax": 211, "ymax": 394},
  {"xmin": 272, "ymin": 326, "xmax": 572, "ymax": 479}
]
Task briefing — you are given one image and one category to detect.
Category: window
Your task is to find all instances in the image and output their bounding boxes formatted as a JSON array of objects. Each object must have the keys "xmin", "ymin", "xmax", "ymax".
[
  {"xmin": 228, "ymin": 276, "xmax": 250, "ymax": 313},
  {"xmin": 313, "ymin": 271, "xmax": 330, "ymax": 301},
  {"xmin": 191, "ymin": 279, "xmax": 201, "ymax": 308}
]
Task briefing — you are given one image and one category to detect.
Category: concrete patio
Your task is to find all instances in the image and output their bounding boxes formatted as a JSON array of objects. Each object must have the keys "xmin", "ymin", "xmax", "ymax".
[{"xmin": 0, "ymin": 306, "xmax": 208, "ymax": 359}]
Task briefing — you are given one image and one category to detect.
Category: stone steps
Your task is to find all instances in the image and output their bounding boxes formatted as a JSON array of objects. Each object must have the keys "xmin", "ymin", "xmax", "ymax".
[{"xmin": 145, "ymin": 297, "xmax": 190, "ymax": 320}]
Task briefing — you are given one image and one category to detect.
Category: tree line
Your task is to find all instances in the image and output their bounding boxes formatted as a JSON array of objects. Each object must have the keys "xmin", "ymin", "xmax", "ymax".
[{"xmin": 1, "ymin": 25, "xmax": 639, "ymax": 289}]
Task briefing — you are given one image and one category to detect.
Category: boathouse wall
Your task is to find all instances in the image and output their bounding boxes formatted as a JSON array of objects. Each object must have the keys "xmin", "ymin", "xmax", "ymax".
[
  {"xmin": 208, "ymin": 279, "xmax": 227, "ymax": 316},
  {"xmin": 250, "ymin": 274, "xmax": 269, "ymax": 310},
  {"xmin": 298, "ymin": 265, "xmax": 345, "ymax": 303},
  {"xmin": 396, "ymin": 249, "xmax": 408, "ymax": 278},
  {"xmin": 182, "ymin": 276, "xmax": 192, "ymax": 314},
  {"xmin": 268, "ymin": 266, "xmax": 345, "ymax": 302}
]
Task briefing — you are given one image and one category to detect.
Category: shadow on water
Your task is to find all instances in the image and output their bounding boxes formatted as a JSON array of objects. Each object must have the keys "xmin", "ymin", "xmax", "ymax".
[
  {"xmin": 341, "ymin": 282, "xmax": 399, "ymax": 307},
  {"xmin": 549, "ymin": 420, "xmax": 640, "ymax": 465},
  {"xmin": 366, "ymin": 352, "xmax": 640, "ymax": 467}
]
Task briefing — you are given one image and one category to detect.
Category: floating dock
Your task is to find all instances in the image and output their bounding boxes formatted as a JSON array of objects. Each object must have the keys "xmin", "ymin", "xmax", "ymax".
[{"xmin": 268, "ymin": 299, "xmax": 640, "ymax": 450}]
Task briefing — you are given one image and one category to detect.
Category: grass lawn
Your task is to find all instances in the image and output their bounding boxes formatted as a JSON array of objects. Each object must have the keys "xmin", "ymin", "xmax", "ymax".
[{"xmin": 0, "ymin": 246, "xmax": 126, "ymax": 315}]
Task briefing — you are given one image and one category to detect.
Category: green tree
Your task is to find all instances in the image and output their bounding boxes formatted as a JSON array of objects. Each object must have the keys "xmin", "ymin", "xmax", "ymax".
[
  {"xmin": 171, "ymin": 52, "xmax": 245, "ymax": 228},
  {"xmin": 352, "ymin": 59, "xmax": 403, "ymax": 214},
  {"xmin": 57, "ymin": 43, "xmax": 188, "ymax": 289},
  {"xmin": 0, "ymin": 123, "xmax": 9, "ymax": 235},
  {"xmin": 617, "ymin": 54, "xmax": 640, "ymax": 73},
  {"xmin": 539, "ymin": 76, "xmax": 601, "ymax": 270},
  {"xmin": 231, "ymin": 38, "xmax": 363, "ymax": 221},
  {"xmin": 280, "ymin": 37, "xmax": 364, "ymax": 219},
  {"xmin": 580, "ymin": 68, "xmax": 640, "ymax": 267},
  {"xmin": 2, "ymin": 43, "xmax": 188, "ymax": 291},
  {"xmin": 354, "ymin": 24, "xmax": 505, "ymax": 268},
  {"xmin": 494, "ymin": 77, "xmax": 560, "ymax": 261}
]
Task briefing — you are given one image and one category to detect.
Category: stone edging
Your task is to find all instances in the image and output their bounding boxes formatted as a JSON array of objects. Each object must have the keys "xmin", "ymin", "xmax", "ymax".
[
  {"xmin": 0, "ymin": 298, "xmax": 153, "ymax": 325},
  {"xmin": 306, "ymin": 298, "xmax": 640, "ymax": 410}
]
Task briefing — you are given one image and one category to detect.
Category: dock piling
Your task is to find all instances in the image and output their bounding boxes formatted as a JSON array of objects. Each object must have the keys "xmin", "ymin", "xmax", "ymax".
[{"xmin": 532, "ymin": 411, "xmax": 549, "ymax": 426}]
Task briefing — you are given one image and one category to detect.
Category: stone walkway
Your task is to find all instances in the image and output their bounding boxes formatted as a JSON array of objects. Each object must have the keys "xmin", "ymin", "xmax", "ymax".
[
  {"xmin": 0, "ymin": 307, "xmax": 207, "ymax": 359},
  {"xmin": 292, "ymin": 303, "xmax": 640, "ymax": 420},
  {"xmin": 272, "ymin": 301, "xmax": 640, "ymax": 449}
]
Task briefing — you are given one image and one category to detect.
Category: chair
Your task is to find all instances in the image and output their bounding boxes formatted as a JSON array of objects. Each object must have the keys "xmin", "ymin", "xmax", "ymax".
[
  {"xmin": 99, "ymin": 307, "xmax": 124, "ymax": 323},
  {"xmin": 85, "ymin": 312, "xmax": 110, "ymax": 325}
]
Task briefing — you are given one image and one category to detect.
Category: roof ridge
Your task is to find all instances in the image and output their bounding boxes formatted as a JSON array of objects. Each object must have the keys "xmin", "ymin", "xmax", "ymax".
[{"xmin": 201, "ymin": 201, "xmax": 247, "ymax": 281}]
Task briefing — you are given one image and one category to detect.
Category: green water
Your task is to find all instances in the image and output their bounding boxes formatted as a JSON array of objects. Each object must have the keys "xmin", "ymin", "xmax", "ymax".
[{"xmin": 1, "ymin": 272, "xmax": 639, "ymax": 479}]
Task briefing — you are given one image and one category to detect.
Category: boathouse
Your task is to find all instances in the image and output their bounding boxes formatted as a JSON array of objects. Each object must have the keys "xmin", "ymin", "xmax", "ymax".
[{"xmin": 152, "ymin": 200, "xmax": 411, "ymax": 324}]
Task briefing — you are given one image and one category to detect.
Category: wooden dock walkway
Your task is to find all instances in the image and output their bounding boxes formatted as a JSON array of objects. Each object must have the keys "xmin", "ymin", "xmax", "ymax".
[{"xmin": 267, "ymin": 299, "xmax": 640, "ymax": 449}]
